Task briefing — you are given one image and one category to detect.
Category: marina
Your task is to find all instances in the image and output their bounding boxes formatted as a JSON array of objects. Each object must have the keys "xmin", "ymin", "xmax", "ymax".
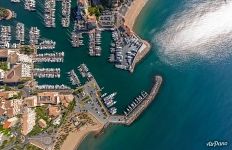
[
  {"xmin": 123, "ymin": 91, "xmax": 148, "ymax": 116},
  {"xmin": 108, "ymin": 76, "xmax": 163, "ymax": 125},
  {"xmin": 0, "ymin": 26, "xmax": 11, "ymax": 48},
  {"xmin": 102, "ymin": 92, "xmax": 117, "ymax": 108},
  {"xmin": 89, "ymin": 29, "xmax": 102, "ymax": 56},
  {"xmin": 61, "ymin": 0, "xmax": 71, "ymax": 27},
  {"xmin": 77, "ymin": 63, "xmax": 94, "ymax": 81},
  {"xmin": 71, "ymin": 32, "xmax": 84, "ymax": 47},
  {"xmin": 33, "ymin": 68, "xmax": 60, "ymax": 78},
  {"xmin": 38, "ymin": 40, "xmax": 56, "ymax": 50},
  {"xmin": 11, "ymin": 0, "xmax": 20, "ymax": 2},
  {"xmin": 44, "ymin": 0, "xmax": 56, "ymax": 28},
  {"xmin": 33, "ymin": 52, "xmax": 64, "ymax": 63},
  {"xmin": 15, "ymin": 22, "xmax": 25, "ymax": 43},
  {"xmin": 36, "ymin": 84, "xmax": 71, "ymax": 90},
  {"xmin": 24, "ymin": 0, "xmax": 36, "ymax": 11},
  {"xmin": 109, "ymin": 27, "xmax": 144, "ymax": 71},
  {"xmin": 68, "ymin": 69, "xmax": 81, "ymax": 86},
  {"xmin": 29, "ymin": 27, "xmax": 40, "ymax": 45}
]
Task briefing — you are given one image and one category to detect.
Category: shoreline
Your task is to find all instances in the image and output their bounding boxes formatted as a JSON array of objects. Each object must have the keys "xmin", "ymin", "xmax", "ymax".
[
  {"xmin": 124, "ymin": 0, "xmax": 149, "ymax": 30},
  {"xmin": 123, "ymin": 0, "xmax": 151, "ymax": 73},
  {"xmin": 60, "ymin": 113, "xmax": 104, "ymax": 150}
]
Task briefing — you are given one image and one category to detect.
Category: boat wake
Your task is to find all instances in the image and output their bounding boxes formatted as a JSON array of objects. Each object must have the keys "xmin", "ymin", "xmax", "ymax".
[{"xmin": 154, "ymin": 0, "xmax": 232, "ymax": 65}]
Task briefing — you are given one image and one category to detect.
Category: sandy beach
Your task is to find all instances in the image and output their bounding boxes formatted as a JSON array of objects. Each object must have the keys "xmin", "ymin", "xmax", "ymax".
[
  {"xmin": 60, "ymin": 113, "xmax": 104, "ymax": 150},
  {"xmin": 124, "ymin": 0, "xmax": 149, "ymax": 30}
]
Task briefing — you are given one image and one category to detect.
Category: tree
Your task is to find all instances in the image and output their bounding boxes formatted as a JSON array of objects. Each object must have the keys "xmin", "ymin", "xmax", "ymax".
[
  {"xmin": 17, "ymin": 84, "xmax": 24, "ymax": 89},
  {"xmin": 0, "ymin": 7, "xmax": 9, "ymax": 19}
]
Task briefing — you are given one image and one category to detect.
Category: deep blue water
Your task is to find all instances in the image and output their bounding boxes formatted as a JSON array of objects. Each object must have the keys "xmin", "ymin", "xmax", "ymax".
[
  {"xmin": 1, "ymin": 0, "xmax": 232, "ymax": 150},
  {"xmin": 79, "ymin": 0, "xmax": 232, "ymax": 150}
]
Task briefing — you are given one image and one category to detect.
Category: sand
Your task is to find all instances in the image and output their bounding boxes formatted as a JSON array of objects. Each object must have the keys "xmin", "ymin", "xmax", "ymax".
[
  {"xmin": 60, "ymin": 113, "xmax": 104, "ymax": 150},
  {"xmin": 124, "ymin": 0, "xmax": 149, "ymax": 30},
  {"xmin": 5, "ymin": 9, "xmax": 13, "ymax": 20}
]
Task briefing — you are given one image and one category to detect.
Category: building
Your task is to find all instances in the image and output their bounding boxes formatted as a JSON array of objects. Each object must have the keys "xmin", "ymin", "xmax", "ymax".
[
  {"xmin": 52, "ymin": 115, "xmax": 62, "ymax": 126},
  {"xmin": 21, "ymin": 108, "xmax": 36, "ymax": 135},
  {"xmin": 3, "ymin": 117, "xmax": 19, "ymax": 129},
  {"xmin": 24, "ymin": 96, "xmax": 37, "ymax": 107},
  {"xmin": 0, "ymin": 69, "xmax": 5, "ymax": 81},
  {"xmin": 0, "ymin": 98, "xmax": 22, "ymax": 118},
  {"xmin": 38, "ymin": 119, "xmax": 47, "ymax": 129},
  {"xmin": 3, "ymin": 64, "xmax": 22, "ymax": 83},
  {"xmin": 0, "ymin": 49, "xmax": 33, "ymax": 83},
  {"xmin": 48, "ymin": 106, "xmax": 61, "ymax": 118},
  {"xmin": 59, "ymin": 94, "xmax": 74, "ymax": 107},
  {"xmin": 0, "ymin": 49, "xmax": 8, "ymax": 62},
  {"xmin": 37, "ymin": 92, "xmax": 60, "ymax": 105},
  {"xmin": 0, "ymin": 91, "xmax": 19, "ymax": 100}
]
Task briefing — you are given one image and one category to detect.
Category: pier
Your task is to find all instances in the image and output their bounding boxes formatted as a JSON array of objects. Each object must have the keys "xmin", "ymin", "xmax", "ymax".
[
  {"xmin": 33, "ymin": 52, "xmax": 64, "ymax": 63},
  {"xmin": 29, "ymin": 27, "xmax": 40, "ymax": 45},
  {"xmin": 0, "ymin": 26, "xmax": 11, "ymax": 48},
  {"xmin": 77, "ymin": 64, "xmax": 94, "ymax": 81},
  {"xmin": 33, "ymin": 68, "xmax": 60, "ymax": 78},
  {"xmin": 36, "ymin": 84, "xmax": 72, "ymax": 93},
  {"xmin": 38, "ymin": 40, "xmax": 56, "ymax": 50},
  {"xmin": 71, "ymin": 32, "xmax": 84, "ymax": 47},
  {"xmin": 24, "ymin": 0, "xmax": 36, "ymax": 11},
  {"xmin": 61, "ymin": 0, "xmax": 71, "ymax": 27},
  {"xmin": 108, "ymin": 75, "xmax": 163, "ymax": 125},
  {"xmin": 44, "ymin": 0, "xmax": 56, "ymax": 28},
  {"xmin": 89, "ymin": 29, "xmax": 102, "ymax": 56},
  {"xmin": 16, "ymin": 23, "xmax": 25, "ymax": 43},
  {"xmin": 68, "ymin": 69, "xmax": 81, "ymax": 86}
]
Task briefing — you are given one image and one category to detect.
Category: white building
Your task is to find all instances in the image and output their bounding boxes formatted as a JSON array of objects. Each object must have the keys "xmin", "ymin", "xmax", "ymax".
[
  {"xmin": 21, "ymin": 108, "xmax": 36, "ymax": 135},
  {"xmin": 0, "ymin": 69, "xmax": 5, "ymax": 81}
]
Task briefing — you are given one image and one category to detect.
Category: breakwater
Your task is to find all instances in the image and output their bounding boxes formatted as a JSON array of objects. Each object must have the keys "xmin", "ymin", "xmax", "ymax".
[{"xmin": 108, "ymin": 75, "xmax": 163, "ymax": 125}]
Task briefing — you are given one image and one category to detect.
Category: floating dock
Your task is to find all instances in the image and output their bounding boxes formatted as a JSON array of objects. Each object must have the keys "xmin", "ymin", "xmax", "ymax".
[
  {"xmin": 16, "ymin": 23, "xmax": 25, "ymax": 43},
  {"xmin": 24, "ymin": 0, "xmax": 36, "ymax": 11},
  {"xmin": 34, "ymin": 52, "xmax": 64, "ymax": 63},
  {"xmin": 29, "ymin": 27, "xmax": 40, "ymax": 45},
  {"xmin": 68, "ymin": 69, "xmax": 81, "ymax": 86},
  {"xmin": 33, "ymin": 68, "xmax": 60, "ymax": 78},
  {"xmin": 44, "ymin": 0, "xmax": 56, "ymax": 28},
  {"xmin": 89, "ymin": 29, "xmax": 102, "ymax": 56},
  {"xmin": 61, "ymin": 0, "xmax": 71, "ymax": 27},
  {"xmin": 0, "ymin": 26, "xmax": 11, "ymax": 48}
]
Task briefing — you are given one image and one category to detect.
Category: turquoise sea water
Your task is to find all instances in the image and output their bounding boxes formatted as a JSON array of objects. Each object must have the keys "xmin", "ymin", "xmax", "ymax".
[{"xmin": 1, "ymin": 0, "xmax": 232, "ymax": 150}]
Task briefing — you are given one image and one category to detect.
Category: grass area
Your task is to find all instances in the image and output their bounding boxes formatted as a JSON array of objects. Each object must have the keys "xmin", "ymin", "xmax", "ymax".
[
  {"xmin": 81, "ymin": 96, "xmax": 90, "ymax": 103},
  {"xmin": 24, "ymin": 144, "xmax": 42, "ymax": 150},
  {"xmin": 0, "ymin": 125, "xmax": 11, "ymax": 136},
  {"xmin": 17, "ymin": 84, "xmax": 24, "ymax": 89},
  {"xmin": 20, "ymin": 45, "xmax": 35, "ymax": 55},
  {"xmin": 28, "ymin": 106, "xmax": 51, "ymax": 136},
  {"xmin": 73, "ymin": 87, "xmax": 84, "ymax": 95},
  {"xmin": 0, "ymin": 7, "xmax": 9, "ymax": 19},
  {"xmin": 0, "ymin": 62, "xmax": 9, "ymax": 71},
  {"xmin": 3, "ymin": 85, "xmax": 11, "ymax": 91},
  {"xmin": 67, "ymin": 99, "xmax": 76, "ymax": 112}
]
